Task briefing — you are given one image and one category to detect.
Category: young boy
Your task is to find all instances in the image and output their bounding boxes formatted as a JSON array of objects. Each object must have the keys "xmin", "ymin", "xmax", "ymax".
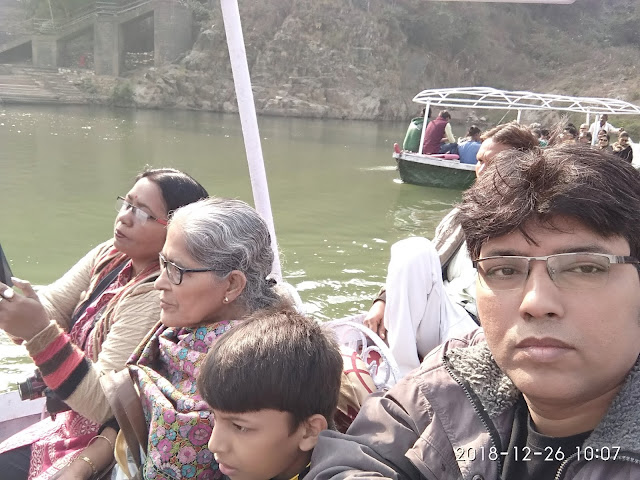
[{"xmin": 197, "ymin": 307, "xmax": 343, "ymax": 480}]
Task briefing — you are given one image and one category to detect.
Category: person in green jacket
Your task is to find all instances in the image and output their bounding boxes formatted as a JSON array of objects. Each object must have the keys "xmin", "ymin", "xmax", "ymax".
[{"xmin": 402, "ymin": 107, "xmax": 431, "ymax": 152}]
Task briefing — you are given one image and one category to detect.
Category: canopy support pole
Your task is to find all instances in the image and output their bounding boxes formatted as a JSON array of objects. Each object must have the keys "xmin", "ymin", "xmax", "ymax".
[
  {"xmin": 516, "ymin": 109, "xmax": 522, "ymax": 123},
  {"xmin": 591, "ymin": 114, "xmax": 601, "ymax": 146},
  {"xmin": 219, "ymin": 0, "xmax": 282, "ymax": 281}
]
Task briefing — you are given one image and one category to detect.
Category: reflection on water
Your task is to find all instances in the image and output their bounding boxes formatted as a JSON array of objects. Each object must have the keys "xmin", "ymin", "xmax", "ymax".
[{"xmin": 0, "ymin": 105, "xmax": 463, "ymax": 391}]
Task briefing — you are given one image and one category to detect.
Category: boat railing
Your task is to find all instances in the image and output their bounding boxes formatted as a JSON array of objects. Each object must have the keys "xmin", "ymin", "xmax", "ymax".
[{"xmin": 327, "ymin": 314, "xmax": 400, "ymax": 390}]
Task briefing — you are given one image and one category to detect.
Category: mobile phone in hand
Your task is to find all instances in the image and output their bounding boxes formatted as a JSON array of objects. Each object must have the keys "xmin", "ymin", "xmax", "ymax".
[{"xmin": 0, "ymin": 243, "xmax": 13, "ymax": 287}]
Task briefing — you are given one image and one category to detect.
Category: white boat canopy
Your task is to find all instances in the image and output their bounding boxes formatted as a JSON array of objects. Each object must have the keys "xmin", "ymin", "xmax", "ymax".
[{"xmin": 413, "ymin": 87, "xmax": 640, "ymax": 116}]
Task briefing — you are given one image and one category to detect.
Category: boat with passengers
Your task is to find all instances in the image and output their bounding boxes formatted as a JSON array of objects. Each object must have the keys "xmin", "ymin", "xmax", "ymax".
[{"xmin": 394, "ymin": 86, "xmax": 640, "ymax": 189}]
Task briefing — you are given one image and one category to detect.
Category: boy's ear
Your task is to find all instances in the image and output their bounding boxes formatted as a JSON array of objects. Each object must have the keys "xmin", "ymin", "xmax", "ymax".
[{"xmin": 298, "ymin": 414, "xmax": 328, "ymax": 452}]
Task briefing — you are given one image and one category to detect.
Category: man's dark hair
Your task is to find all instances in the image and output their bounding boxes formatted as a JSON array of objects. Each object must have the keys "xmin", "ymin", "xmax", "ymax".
[
  {"xmin": 197, "ymin": 307, "xmax": 343, "ymax": 431},
  {"xmin": 456, "ymin": 143, "xmax": 640, "ymax": 260},
  {"xmin": 481, "ymin": 121, "xmax": 538, "ymax": 151},
  {"xmin": 438, "ymin": 110, "xmax": 451, "ymax": 120}
]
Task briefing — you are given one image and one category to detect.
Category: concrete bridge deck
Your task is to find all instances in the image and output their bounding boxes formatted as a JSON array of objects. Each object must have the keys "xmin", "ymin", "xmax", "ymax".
[{"xmin": 0, "ymin": 0, "xmax": 191, "ymax": 77}]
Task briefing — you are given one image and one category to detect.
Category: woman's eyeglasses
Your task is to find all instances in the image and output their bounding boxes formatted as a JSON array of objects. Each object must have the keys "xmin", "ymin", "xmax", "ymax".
[
  {"xmin": 115, "ymin": 196, "xmax": 168, "ymax": 226},
  {"xmin": 158, "ymin": 253, "xmax": 222, "ymax": 285}
]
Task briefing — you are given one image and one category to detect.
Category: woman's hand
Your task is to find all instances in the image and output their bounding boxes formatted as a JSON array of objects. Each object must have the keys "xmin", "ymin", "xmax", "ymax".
[{"xmin": 0, "ymin": 278, "xmax": 50, "ymax": 341}]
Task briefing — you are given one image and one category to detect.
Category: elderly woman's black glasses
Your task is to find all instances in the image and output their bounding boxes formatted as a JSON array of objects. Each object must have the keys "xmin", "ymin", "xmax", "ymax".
[
  {"xmin": 115, "ymin": 196, "xmax": 168, "ymax": 226},
  {"xmin": 159, "ymin": 253, "xmax": 221, "ymax": 285}
]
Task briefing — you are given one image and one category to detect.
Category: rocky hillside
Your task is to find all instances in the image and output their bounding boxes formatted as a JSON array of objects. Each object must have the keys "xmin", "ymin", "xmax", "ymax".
[{"xmin": 84, "ymin": 0, "xmax": 640, "ymax": 122}]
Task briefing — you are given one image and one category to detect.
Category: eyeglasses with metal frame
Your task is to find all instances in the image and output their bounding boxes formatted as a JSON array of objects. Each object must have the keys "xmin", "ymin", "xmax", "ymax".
[
  {"xmin": 115, "ymin": 196, "xmax": 168, "ymax": 226},
  {"xmin": 473, "ymin": 252, "xmax": 640, "ymax": 291}
]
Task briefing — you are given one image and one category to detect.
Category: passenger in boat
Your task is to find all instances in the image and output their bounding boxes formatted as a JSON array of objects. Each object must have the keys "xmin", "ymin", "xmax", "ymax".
[
  {"xmin": 309, "ymin": 143, "xmax": 640, "ymax": 480},
  {"xmin": 0, "ymin": 168, "xmax": 208, "ymax": 480},
  {"xmin": 597, "ymin": 131, "xmax": 614, "ymax": 153},
  {"xmin": 589, "ymin": 113, "xmax": 620, "ymax": 145},
  {"xmin": 561, "ymin": 124, "xmax": 578, "ymax": 143},
  {"xmin": 578, "ymin": 131, "xmax": 592, "ymax": 144},
  {"xmin": 401, "ymin": 107, "xmax": 431, "ymax": 153},
  {"xmin": 612, "ymin": 130, "xmax": 634, "ymax": 163},
  {"xmin": 539, "ymin": 128, "xmax": 550, "ymax": 147},
  {"xmin": 456, "ymin": 126, "xmax": 482, "ymax": 164},
  {"xmin": 49, "ymin": 197, "xmax": 285, "ymax": 480},
  {"xmin": 364, "ymin": 122, "xmax": 538, "ymax": 378},
  {"xmin": 421, "ymin": 110, "xmax": 456, "ymax": 155},
  {"xmin": 579, "ymin": 122, "xmax": 589, "ymax": 136},
  {"xmin": 198, "ymin": 307, "xmax": 343, "ymax": 480}
]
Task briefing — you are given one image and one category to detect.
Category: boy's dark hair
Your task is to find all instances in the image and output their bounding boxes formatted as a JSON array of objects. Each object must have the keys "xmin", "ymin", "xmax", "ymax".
[
  {"xmin": 438, "ymin": 110, "xmax": 451, "ymax": 120},
  {"xmin": 456, "ymin": 143, "xmax": 640, "ymax": 260},
  {"xmin": 197, "ymin": 307, "xmax": 343, "ymax": 431}
]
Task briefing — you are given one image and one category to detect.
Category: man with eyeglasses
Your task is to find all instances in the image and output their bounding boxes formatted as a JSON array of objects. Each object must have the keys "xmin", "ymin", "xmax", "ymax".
[{"xmin": 309, "ymin": 143, "xmax": 640, "ymax": 480}]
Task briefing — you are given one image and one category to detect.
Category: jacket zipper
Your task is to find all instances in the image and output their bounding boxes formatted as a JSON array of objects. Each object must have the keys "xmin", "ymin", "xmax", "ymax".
[
  {"xmin": 554, "ymin": 453, "xmax": 640, "ymax": 480},
  {"xmin": 443, "ymin": 355, "xmax": 504, "ymax": 474}
]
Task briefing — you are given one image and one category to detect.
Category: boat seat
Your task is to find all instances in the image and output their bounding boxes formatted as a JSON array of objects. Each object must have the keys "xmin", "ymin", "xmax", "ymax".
[{"xmin": 429, "ymin": 153, "xmax": 460, "ymax": 160}]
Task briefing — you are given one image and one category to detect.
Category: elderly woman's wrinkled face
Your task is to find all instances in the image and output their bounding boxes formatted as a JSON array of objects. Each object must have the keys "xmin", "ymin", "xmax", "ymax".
[{"xmin": 155, "ymin": 224, "xmax": 232, "ymax": 328}]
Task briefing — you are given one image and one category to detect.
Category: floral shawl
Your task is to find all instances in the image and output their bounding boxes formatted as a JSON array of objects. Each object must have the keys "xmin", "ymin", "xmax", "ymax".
[{"xmin": 128, "ymin": 320, "xmax": 239, "ymax": 480}]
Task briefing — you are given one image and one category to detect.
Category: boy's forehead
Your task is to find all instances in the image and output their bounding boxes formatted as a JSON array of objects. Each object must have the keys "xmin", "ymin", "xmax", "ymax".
[{"xmin": 213, "ymin": 408, "xmax": 294, "ymax": 423}]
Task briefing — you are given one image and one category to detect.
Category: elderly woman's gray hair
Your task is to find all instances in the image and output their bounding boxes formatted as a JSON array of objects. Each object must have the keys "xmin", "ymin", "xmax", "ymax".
[{"xmin": 169, "ymin": 197, "xmax": 279, "ymax": 311}]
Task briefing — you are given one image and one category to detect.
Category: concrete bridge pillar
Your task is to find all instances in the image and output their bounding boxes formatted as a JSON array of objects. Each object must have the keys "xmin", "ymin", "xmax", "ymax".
[
  {"xmin": 94, "ymin": 18, "xmax": 124, "ymax": 76},
  {"xmin": 32, "ymin": 36, "xmax": 59, "ymax": 68},
  {"xmin": 154, "ymin": 0, "xmax": 192, "ymax": 65}
]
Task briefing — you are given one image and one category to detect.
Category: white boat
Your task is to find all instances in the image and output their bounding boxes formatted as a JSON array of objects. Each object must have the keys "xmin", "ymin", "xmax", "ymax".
[
  {"xmin": 0, "ymin": 392, "xmax": 44, "ymax": 443},
  {"xmin": 396, "ymin": 86, "xmax": 640, "ymax": 188}
]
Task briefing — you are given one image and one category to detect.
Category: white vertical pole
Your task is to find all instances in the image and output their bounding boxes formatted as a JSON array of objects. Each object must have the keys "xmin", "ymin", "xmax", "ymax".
[
  {"xmin": 591, "ymin": 114, "xmax": 600, "ymax": 146},
  {"xmin": 418, "ymin": 101, "xmax": 431, "ymax": 154},
  {"xmin": 219, "ymin": 0, "xmax": 282, "ymax": 281},
  {"xmin": 516, "ymin": 109, "xmax": 522, "ymax": 123}
]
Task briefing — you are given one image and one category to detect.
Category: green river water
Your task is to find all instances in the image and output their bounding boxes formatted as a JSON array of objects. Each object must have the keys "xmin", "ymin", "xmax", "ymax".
[{"xmin": 0, "ymin": 105, "xmax": 462, "ymax": 391}]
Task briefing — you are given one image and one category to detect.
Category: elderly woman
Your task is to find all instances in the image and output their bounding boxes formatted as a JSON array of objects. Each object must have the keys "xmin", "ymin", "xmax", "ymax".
[
  {"xmin": 51, "ymin": 198, "xmax": 282, "ymax": 480},
  {"xmin": 0, "ymin": 168, "xmax": 208, "ymax": 480}
]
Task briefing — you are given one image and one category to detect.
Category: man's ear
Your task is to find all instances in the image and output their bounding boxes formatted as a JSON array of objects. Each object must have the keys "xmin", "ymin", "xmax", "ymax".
[
  {"xmin": 225, "ymin": 270, "xmax": 247, "ymax": 303},
  {"xmin": 298, "ymin": 414, "xmax": 328, "ymax": 452}
]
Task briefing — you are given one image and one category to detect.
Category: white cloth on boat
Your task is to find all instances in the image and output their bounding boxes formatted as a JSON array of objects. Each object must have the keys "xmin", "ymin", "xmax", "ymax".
[
  {"xmin": 383, "ymin": 236, "xmax": 477, "ymax": 378},
  {"xmin": 444, "ymin": 122, "xmax": 456, "ymax": 143}
]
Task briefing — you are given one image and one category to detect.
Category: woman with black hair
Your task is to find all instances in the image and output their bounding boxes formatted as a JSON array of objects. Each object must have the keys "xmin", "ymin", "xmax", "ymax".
[{"xmin": 0, "ymin": 168, "xmax": 208, "ymax": 480}]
